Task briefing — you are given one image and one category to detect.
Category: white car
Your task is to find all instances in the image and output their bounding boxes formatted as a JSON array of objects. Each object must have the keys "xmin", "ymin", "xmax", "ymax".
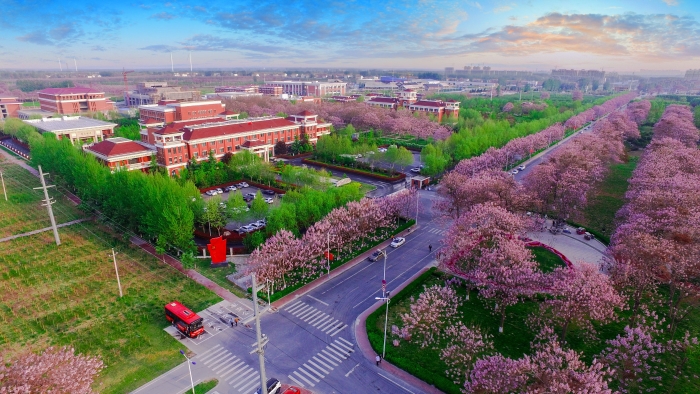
[
  {"xmin": 205, "ymin": 190, "xmax": 216, "ymax": 196},
  {"xmin": 410, "ymin": 168, "xmax": 421, "ymax": 173},
  {"xmin": 264, "ymin": 197, "xmax": 274, "ymax": 204},
  {"xmin": 239, "ymin": 182, "xmax": 249, "ymax": 188},
  {"xmin": 390, "ymin": 237, "xmax": 406, "ymax": 248},
  {"xmin": 225, "ymin": 186, "xmax": 237, "ymax": 192},
  {"xmin": 517, "ymin": 165, "xmax": 526, "ymax": 171},
  {"xmin": 511, "ymin": 169, "xmax": 519, "ymax": 175},
  {"xmin": 215, "ymin": 188, "xmax": 223, "ymax": 194},
  {"xmin": 378, "ymin": 148, "xmax": 387, "ymax": 153}
]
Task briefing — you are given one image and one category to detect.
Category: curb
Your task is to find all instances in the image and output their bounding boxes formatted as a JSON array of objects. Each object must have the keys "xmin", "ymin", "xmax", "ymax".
[
  {"xmin": 271, "ymin": 224, "xmax": 420, "ymax": 309},
  {"xmin": 354, "ymin": 261, "xmax": 444, "ymax": 394}
]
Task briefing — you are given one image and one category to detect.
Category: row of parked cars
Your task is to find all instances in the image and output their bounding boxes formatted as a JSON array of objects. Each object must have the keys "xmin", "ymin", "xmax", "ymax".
[
  {"xmin": 205, "ymin": 182, "xmax": 251, "ymax": 196},
  {"xmin": 236, "ymin": 218, "xmax": 266, "ymax": 234}
]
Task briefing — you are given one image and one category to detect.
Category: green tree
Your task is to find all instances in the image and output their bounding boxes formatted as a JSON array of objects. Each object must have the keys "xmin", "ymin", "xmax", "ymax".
[
  {"xmin": 201, "ymin": 196, "xmax": 226, "ymax": 235},
  {"xmin": 226, "ymin": 192, "xmax": 248, "ymax": 220},
  {"xmin": 694, "ymin": 105, "xmax": 700, "ymax": 129},
  {"xmin": 421, "ymin": 143, "xmax": 450, "ymax": 176},
  {"xmin": 243, "ymin": 231, "xmax": 265, "ymax": 252},
  {"xmin": 355, "ymin": 95, "xmax": 365, "ymax": 103},
  {"xmin": 250, "ymin": 190, "xmax": 268, "ymax": 216}
]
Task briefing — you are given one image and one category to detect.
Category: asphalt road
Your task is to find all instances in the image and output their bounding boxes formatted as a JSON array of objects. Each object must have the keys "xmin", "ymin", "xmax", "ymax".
[{"xmin": 134, "ymin": 190, "xmax": 449, "ymax": 394}]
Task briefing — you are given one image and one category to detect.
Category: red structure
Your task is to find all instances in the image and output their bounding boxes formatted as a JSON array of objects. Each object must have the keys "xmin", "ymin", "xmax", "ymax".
[
  {"xmin": 164, "ymin": 301, "xmax": 205, "ymax": 338},
  {"xmin": 38, "ymin": 87, "xmax": 115, "ymax": 114},
  {"xmin": 85, "ymin": 137, "xmax": 153, "ymax": 172},
  {"xmin": 0, "ymin": 97, "xmax": 21, "ymax": 119},
  {"xmin": 139, "ymin": 100, "xmax": 228, "ymax": 125},
  {"xmin": 207, "ymin": 236, "xmax": 228, "ymax": 267}
]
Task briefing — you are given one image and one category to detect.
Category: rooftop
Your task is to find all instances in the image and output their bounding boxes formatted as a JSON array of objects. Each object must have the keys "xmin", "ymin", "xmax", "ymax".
[
  {"xmin": 87, "ymin": 137, "xmax": 153, "ymax": 157},
  {"xmin": 183, "ymin": 117, "xmax": 298, "ymax": 141},
  {"xmin": 39, "ymin": 87, "xmax": 103, "ymax": 95},
  {"xmin": 24, "ymin": 116, "xmax": 117, "ymax": 132},
  {"xmin": 410, "ymin": 100, "xmax": 446, "ymax": 107}
]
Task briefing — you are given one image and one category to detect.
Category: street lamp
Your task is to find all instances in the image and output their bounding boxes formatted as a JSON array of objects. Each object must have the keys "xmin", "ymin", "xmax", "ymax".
[
  {"xmin": 180, "ymin": 350, "xmax": 196, "ymax": 394},
  {"xmin": 375, "ymin": 294, "xmax": 390, "ymax": 359}
]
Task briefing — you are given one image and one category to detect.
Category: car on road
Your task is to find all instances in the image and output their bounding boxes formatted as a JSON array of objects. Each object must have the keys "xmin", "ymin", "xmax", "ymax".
[
  {"xmin": 576, "ymin": 227, "xmax": 586, "ymax": 235},
  {"xmin": 262, "ymin": 189, "xmax": 275, "ymax": 195},
  {"xmin": 511, "ymin": 169, "xmax": 519, "ymax": 175},
  {"xmin": 410, "ymin": 168, "xmax": 421, "ymax": 173},
  {"xmin": 517, "ymin": 165, "xmax": 526, "ymax": 171},
  {"xmin": 563, "ymin": 227, "xmax": 572, "ymax": 234},
  {"xmin": 584, "ymin": 232, "xmax": 595, "ymax": 241},
  {"xmin": 255, "ymin": 378, "xmax": 281, "ymax": 394},
  {"xmin": 264, "ymin": 197, "xmax": 274, "ymax": 204},
  {"xmin": 390, "ymin": 237, "xmax": 406, "ymax": 248},
  {"xmin": 368, "ymin": 250, "xmax": 384, "ymax": 262},
  {"xmin": 204, "ymin": 190, "xmax": 216, "ymax": 196}
]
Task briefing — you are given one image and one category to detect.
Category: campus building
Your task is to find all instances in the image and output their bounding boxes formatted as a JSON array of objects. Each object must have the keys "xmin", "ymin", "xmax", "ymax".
[
  {"xmin": 258, "ymin": 85, "xmax": 284, "ymax": 96},
  {"xmin": 366, "ymin": 97, "xmax": 400, "ymax": 109},
  {"xmin": 38, "ymin": 88, "xmax": 115, "ymax": 115},
  {"xmin": 138, "ymin": 100, "xmax": 229, "ymax": 127},
  {"xmin": 124, "ymin": 82, "xmax": 200, "ymax": 107},
  {"xmin": 0, "ymin": 97, "xmax": 21, "ymax": 119},
  {"xmin": 84, "ymin": 137, "xmax": 154, "ymax": 172},
  {"xmin": 24, "ymin": 116, "xmax": 117, "ymax": 144},
  {"xmin": 407, "ymin": 100, "xmax": 460, "ymax": 122},
  {"xmin": 215, "ymin": 85, "xmax": 259, "ymax": 94},
  {"xmin": 265, "ymin": 81, "xmax": 346, "ymax": 97}
]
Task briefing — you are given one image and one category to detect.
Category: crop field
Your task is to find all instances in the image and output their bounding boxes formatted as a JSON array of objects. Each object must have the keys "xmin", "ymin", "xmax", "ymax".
[{"xmin": 0, "ymin": 160, "xmax": 220, "ymax": 393}]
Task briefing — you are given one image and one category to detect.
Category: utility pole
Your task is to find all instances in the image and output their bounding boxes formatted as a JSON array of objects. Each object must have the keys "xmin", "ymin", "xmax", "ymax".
[
  {"xmin": 250, "ymin": 273, "xmax": 269, "ymax": 394},
  {"xmin": 0, "ymin": 171, "xmax": 7, "ymax": 201},
  {"xmin": 58, "ymin": 58, "xmax": 62, "ymax": 72},
  {"xmin": 111, "ymin": 249, "xmax": 123, "ymax": 297},
  {"xmin": 34, "ymin": 166, "xmax": 60, "ymax": 246},
  {"xmin": 74, "ymin": 58, "xmax": 77, "ymax": 72}
]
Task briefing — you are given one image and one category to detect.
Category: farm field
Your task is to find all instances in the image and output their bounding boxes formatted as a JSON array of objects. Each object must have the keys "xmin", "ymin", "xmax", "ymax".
[{"xmin": 0, "ymin": 160, "xmax": 221, "ymax": 393}]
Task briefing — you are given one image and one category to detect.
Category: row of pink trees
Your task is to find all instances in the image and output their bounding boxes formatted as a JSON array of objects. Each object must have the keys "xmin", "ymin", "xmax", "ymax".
[
  {"xmin": 222, "ymin": 96, "xmax": 453, "ymax": 141},
  {"xmin": 246, "ymin": 189, "xmax": 417, "ymax": 291}
]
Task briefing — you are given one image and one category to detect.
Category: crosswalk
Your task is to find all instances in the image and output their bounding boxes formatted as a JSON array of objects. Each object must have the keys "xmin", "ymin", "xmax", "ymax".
[
  {"xmin": 198, "ymin": 344, "xmax": 259, "ymax": 393},
  {"xmin": 428, "ymin": 227, "xmax": 447, "ymax": 236},
  {"xmin": 284, "ymin": 301, "xmax": 347, "ymax": 336},
  {"xmin": 287, "ymin": 337, "xmax": 355, "ymax": 388}
]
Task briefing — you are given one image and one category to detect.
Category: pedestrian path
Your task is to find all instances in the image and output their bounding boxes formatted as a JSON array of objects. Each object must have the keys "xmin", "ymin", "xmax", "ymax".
[
  {"xmin": 284, "ymin": 301, "xmax": 347, "ymax": 336},
  {"xmin": 427, "ymin": 227, "xmax": 447, "ymax": 236},
  {"xmin": 287, "ymin": 337, "xmax": 355, "ymax": 388},
  {"xmin": 198, "ymin": 344, "xmax": 259, "ymax": 394}
]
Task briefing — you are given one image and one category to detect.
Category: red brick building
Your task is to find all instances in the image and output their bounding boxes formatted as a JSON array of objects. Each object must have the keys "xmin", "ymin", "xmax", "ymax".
[
  {"xmin": 0, "ymin": 97, "xmax": 21, "ymax": 119},
  {"xmin": 407, "ymin": 99, "xmax": 460, "ymax": 122},
  {"xmin": 286, "ymin": 110, "xmax": 332, "ymax": 143},
  {"xmin": 85, "ymin": 137, "xmax": 153, "ymax": 172},
  {"xmin": 138, "ymin": 100, "xmax": 228, "ymax": 127},
  {"xmin": 259, "ymin": 85, "xmax": 284, "ymax": 96},
  {"xmin": 215, "ymin": 85, "xmax": 259, "ymax": 94},
  {"xmin": 366, "ymin": 97, "xmax": 400, "ymax": 109},
  {"xmin": 38, "ymin": 88, "xmax": 115, "ymax": 115}
]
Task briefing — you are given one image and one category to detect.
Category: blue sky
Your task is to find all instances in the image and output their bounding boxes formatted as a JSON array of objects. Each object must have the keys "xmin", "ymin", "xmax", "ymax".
[{"xmin": 1, "ymin": 0, "xmax": 699, "ymax": 71}]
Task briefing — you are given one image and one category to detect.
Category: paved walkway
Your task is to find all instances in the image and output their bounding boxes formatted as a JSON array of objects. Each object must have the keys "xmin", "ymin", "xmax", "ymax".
[
  {"xmin": 0, "ymin": 218, "xmax": 92, "ymax": 243},
  {"xmin": 526, "ymin": 230, "xmax": 607, "ymax": 267}
]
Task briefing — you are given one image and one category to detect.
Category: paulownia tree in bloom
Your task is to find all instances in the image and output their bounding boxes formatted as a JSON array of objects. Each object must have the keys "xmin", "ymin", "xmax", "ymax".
[
  {"xmin": 440, "ymin": 322, "xmax": 494, "ymax": 386},
  {"xmin": 626, "ymin": 100, "xmax": 651, "ymax": 125},
  {"xmin": 540, "ymin": 91, "xmax": 550, "ymax": 99},
  {"xmin": 401, "ymin": 284, "xmax": 463, "ymax": 347},
  {"xmin": 0, "ymin": 347, "xmax": 103, "ymax": 394},
  {"xmin": 538, "ymin": 263, "xmax": 624, "ymax": 341},
  {"xmin": 572, "ymin": 90, "xmax": 584, "ymax": 101},
  {"xmin": 502, "ymin": 102, "xmax": 514, "ymax": 112},
  {"xmin": 436, "ymin": 169, "xmax": 525, "ymax": 218},
  {"xmin": 652, "ymin": 104, "xmax": 700, "ymax": 147},
  {"xmin": 465, "ymin": 327, "xmax": 612, "ymax": 393}
]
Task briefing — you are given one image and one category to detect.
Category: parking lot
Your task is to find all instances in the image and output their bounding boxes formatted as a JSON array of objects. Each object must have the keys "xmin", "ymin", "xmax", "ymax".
[{"xmin": 200, "ymin": 182, "xmax": 283, "ymax": 235}]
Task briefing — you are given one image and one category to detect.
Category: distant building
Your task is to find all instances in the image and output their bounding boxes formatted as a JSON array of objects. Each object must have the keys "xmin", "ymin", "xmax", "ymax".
[
  {"xmin": 17, "ymin": 108, "xmax": 54, "ymax": 120},
  {"xmin": 331, "ymin": 95, "xmax": 355, "ymax": 103},
  {"xmin": 84, "ymin": 137, "xmax": 154, "ymax": 172},
  {"xmin": 551, "ymin": 69, "xmax": 605, "ymax": 79},
  {"xmin": 445, "ymin": 67, "xmax": 455, "ymax": 76},
  {"xmin": 204, "ymin": 92, "xmax": 263, "ymax": 100},
  {"xmin": 366, "ymin": 97, "xmax": 400, "ymax": 109},
  {"xmin": 685, "ymin": 69, "xmax": 700, "ymax": 79},
  {"xmin": 0, "ymin": 97, "xmax": 21, "ymax": 119},
  {"xmin": 407, "ymin": 100, "xmax": 460, "ymax": 122},
  {"xmin": 259, "ymin": 85, "xmax": 284, "ymax": 96},
  {"xmin": 138, "ymin": 100, "xmax": 228, "ymax": 127},
  {"xmin": 215, "ymin": 85, "xmax": 259, "ymax": 94},
  {"xmin": 38, "ymin": 87, "xmax": 115, "ymax": 115},
  {"xmin": 124, "ymin": 82, "xmax": 200, "ymax": 107},
  {"xmin": 266, "ymin": 81, "xmax": 346, "ymax": 97},
  {"xmin": 24, "ymin": 116, "xmax": 117, "ymax": 144}
]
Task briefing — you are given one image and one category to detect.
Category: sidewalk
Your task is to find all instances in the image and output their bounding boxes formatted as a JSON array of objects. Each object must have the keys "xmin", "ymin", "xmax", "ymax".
[{"xmin": 354, "ymin": 261, "xmax": 443, "ymax": 394}]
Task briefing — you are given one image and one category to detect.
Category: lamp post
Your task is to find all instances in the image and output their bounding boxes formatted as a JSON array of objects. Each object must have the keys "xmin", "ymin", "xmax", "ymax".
[
  {"xmin": 375, "ymin": 295, "xmax": 390, "ymax": 359},
  {"xmin": 180, "ymin": 350, "xmax": 196, "ymax": 394}
]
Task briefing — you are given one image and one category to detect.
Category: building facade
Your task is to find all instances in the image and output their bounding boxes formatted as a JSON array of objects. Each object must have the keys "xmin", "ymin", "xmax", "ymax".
[
  {"xmin": 138, "ymin": 100, "xmax": 228, "ymax": 126},
  {"xmin": 38, "ymin": 88, "xmax": 115, "ymax": 115},
  {"xmin": 407, "ymin": 100, "xmax": 460, "ymax": 122},
  {"xmin": 24, "ymin": 116, "xmax": 117, "ymax": 144},
  {"xmin": 0, "ymin": 97, "xmax": 21, "ymax": 119},
  {"xmin": 265, "ymin": 81, "xmax": 346, "ymax": 97},
  {"xmin": 258, "ymin": 85, "xmax": 284, "ymax": 96},
  {"xmin": 84, "ymin": 137, "xmax": 153, "ymax": 172},
  {"xmin": 124, "ymin": 82, "xmax": 200, "ymax": 107}
]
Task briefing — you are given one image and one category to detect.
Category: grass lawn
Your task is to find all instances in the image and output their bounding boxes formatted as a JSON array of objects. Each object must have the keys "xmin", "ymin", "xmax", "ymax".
[
  {"xmin": 193, "ymin": 257, "xmax": 247, "ymax": 298},
  {"xmin": 355, "ymin": 181, "xmax": 377, "ymax": 196},
  {"xmin": 194, "ymin": 379, "xmax": 218, "ymax": 394},
  {"xmin": 579, "ymin": 156, "xmax": 638, "ymax": 238},
  {"xmin": 0, "ymin": 161, "xmax": 221, "ymax": 393},
  {"xmin": 368, "ymin": 264, "xmax": 700, "ymax": 393},
  {"xmin": 530, "ymin": 246, "xmax": 566, "ymax": 273}
]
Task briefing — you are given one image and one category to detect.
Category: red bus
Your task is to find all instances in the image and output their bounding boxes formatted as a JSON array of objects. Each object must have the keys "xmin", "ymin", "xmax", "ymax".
[{"xmin": 165, "ymin": 301, "xmax": 205, "ymax": 338}]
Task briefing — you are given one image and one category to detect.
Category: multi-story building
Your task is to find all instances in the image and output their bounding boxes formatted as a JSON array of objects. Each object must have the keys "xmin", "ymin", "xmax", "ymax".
[
  {"xmin": 265, "ymin": 81, "xmax": 346, "ymax": 97},
  {"xmin": 138, "ymin": 100, "xmax": 228, "ymax": 127},
  {"xmin": 38, "ymin": 88, "xmax": 115, "ymax": 115},
  {"xmin": 124, "ymin": 110, "xmax": 330, "ymax": 176},
  {"xmin": 0, "ymin": 97, "xmax": 21, "ymax": 119},
  {"xmin": 407, "ymin": 100, "xmax": 460, "ymax": 122},
  {"xmin": 124, "ymin": 82, "xmax": 200, "ymax": 107},
  {"xmin": 366, "ymin": 97, "xmax": 400, "ymax": 109},
  {"xmin": 84, "ymin": 137, "xmax": 154, "ymax": 172},
  {"xmin": 685, "ymin": 69, "xmax": 700, "ymax": 79},
  {"xmin": 259, "ymin": 85, "xmax": 284, "ymax": 96},
  {"xmin": 24, "ymin": 116, "xmax": 117, "ymax": 144},
  {"xmin": 215, "ymin": 85, "xmax": 259, "ymax": 93}
]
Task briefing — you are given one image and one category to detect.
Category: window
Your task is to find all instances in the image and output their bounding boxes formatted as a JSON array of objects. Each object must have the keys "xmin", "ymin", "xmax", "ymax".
[
  {"xmin": 227, "ymin": 146, "xmax": 232, "ymax": 152},
  {"xmin": 219, "ymin": 148, "xmax": 224, "ymax": 153},
  {"xmin": 169, "ymin": 158, "xmax": 173, "ymax": 164}
]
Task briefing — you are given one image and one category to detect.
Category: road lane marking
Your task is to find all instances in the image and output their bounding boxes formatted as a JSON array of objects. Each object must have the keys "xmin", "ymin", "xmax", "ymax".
[
  {"xmin": 218, "ymin": 359, "xmax": 245, "ymax": 379},
  {"xmin": 204, "ymin": 350, "xmax": 232, "ymax": 366},
  {"xmin": 238, "ymin": 376, "xmax": 260, "ymax": 393},
  {"xmin": 199, "ymin": 348, "xmax": 227, "ymax": 363},
  {"xmin": 379, "ymin": 373, "xmax": 415, "ymax": 393},
  {"xmin": 316, "ymin": 352, "xmax": 339, "ymax": 366},
  {"xmin": 345, "ymin": 363, "xmax": 360, "ymax": 377},
  {"xmin": 307, "ymin": 294, "xmax": 329, "ymax": 306},
  {"xmin": 321, "ymin": 349, "xmax": 343, "ymax": 363},
  {"xmin": 298, "ymin": 367, "xmax": 321, "ymax": 382},
  {"xmin": 331, "ymin": 342, "xmax": 353, "ymax": 355},
  {"xmin": 293, "ymin": 371, "xmax": 315, "ymax": 387},
  {"xmin": 308, "ymin": 313, "xmax": 330, "ymax": 327},
  {"xmin": 307, "ymin": 360, "xmax": 330, "ymax": 374},
  {"xmin": 337, "ymin": 337, "xmax": 354, "ymax": 347},
  {"xmin": 210, "ymin": 355, "xmax": 236, "ymax": 371},
  {"xmin": 312, "ymin": 356, "xmax": 334, "ymax": 371},
  {"xmin": 288, "ymin": 374, "xmax": 306, "ymax": 387},
  {"xmin": 301, "ymin": 309, "xmax": 324, "ymax": 322}
]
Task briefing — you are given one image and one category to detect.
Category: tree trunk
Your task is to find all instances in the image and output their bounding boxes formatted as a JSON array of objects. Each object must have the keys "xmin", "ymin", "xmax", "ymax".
[
  {"xmin": 560, "ymin": 320, "xmax": 570, "ymax": 342},
  {"xmin": 499, "ymin": 305, "xmax": 506, "ymax": 333}
]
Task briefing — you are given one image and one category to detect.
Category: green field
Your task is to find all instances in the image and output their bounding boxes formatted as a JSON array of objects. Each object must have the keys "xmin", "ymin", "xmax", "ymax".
[{"xmin": 0, "ymin": 160, "xmax": 220, "ymax": 393}]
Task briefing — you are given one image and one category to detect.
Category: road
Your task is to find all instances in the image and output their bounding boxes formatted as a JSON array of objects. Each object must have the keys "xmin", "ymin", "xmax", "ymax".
[{"xmin": 134, "ymin": 189, "xmax": 448, "ymax": 394}]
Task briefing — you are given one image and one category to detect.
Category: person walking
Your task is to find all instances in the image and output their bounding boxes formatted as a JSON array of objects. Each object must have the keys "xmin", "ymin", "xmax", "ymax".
[
  {"xmin": 234, "ymin": 317, "xmax": 239, "ymax": 327},
  {"xmin": 428, "ymin": 244, "xmax": 432, "ymax": 253},
  {"xmin": 376, "ymin": 355, "xmax": 381, "ymax": 366}
]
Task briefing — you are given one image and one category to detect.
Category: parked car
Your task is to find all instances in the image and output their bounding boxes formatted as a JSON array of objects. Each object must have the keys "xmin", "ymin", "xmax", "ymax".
[
  {"xmin": 255, "ymin": 378, "xmax": 281, "ymax": 394},
  {"xmin": 410, "ymin": 168, "xmax": 421, "ymax": 173},
  {"xmin": 255, "ymin": 220, "xmax": 266, "ymax": 227},
  {"xmin": 245, "ymin": 193, "xmax": 256, "ymax": 198},
  {"xmin": 264, "ymin": 197, "xmax": 274, "ymax": 204},
  {"xmin": 239, "ymin": 182, "xmax": 249, "ymax": 188},
  {"xmin": 390, "ymin": 237, "xmax": 406, "ymax": 248},
  {"xmin": 576, "ymin": 227, "xmax": 586, "ymax": 235},
  {"xmin": 225, "ymin": 186, "xmax": 237, "ymax": 192},
  {"xmin": 584, "ymin": 232, "xmax": 595, "ymax": 241},
  {"xmin": 511, "ymin": 169, "xmax": 519, "ymax": 175},
  {"xmin": 282, "ymin": 387, "xmax": 301, "ymax": 394},
  {"xmin": 563, "ymin": 227, "xmax": 572, "ymax": 234},
  {"xmin": 368, "ymin": 250, "xmax": 384, "ymax": 262},
  {"xmin": 249, "ymin": 223, "xmax": 262, "ymax": 230},
  {"xmin": 262, "ymin": 189, "xmax": 275, "ymax": 195},
  {"xmin": 215, "ymin": 188, "xmax": 223, "ymax": 194},
  {"xmin": 378, "ymin": 148, "xmax": 388, "ymax": 153},
  {"xmin": 517, "ymin": 165, "xmax": 526, "ymax": 171},
  {"xmin": 243, "ymin": 196, "xmax": 254, "ymax": 202}
]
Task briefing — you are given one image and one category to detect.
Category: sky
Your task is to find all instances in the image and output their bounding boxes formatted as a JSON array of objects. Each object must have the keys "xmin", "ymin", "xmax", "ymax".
[{"xmin": 0, "ymin": 0, "xmax": 699, "ymax": 72}]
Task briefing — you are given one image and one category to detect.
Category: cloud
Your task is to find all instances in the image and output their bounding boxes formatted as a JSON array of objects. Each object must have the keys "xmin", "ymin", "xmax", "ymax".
[
  {"xmin": 180, "ymin": 34, "xmax": 290, "ymax": 54},
  {"xmin": 467, "ymin": 1, "xmax": 482, "ymax": 9},
  {"xmin": 453, "ymin": 12, "xmax": 700, "ymax": 59},
  {"xmin": 193, "ymin": 6, "xmax": 207, "ymax": 13},
  {"xmin": 661, "ymin": 0, "xmax": 678, "ymax": 5},
  {"xmin": 16, "ymin": 31, "xmax": 52, "ymax": 45},
  {"xmin": 91, "ymin": 45, "xmax": 106, "ymax": 51},
  {"xmin": 494, "ymin": 5, "xmax": 514, "ymax": 13},
  {"xmin": 139, "ymin": 44, "xmax": 179, "ymax": 52},
  {"xmin": 151, "ymin": 12, "xmax": 175, "ymax": 20},
  {"xmin": 50, "ymin": 23, "xmax": 77, "ymax": 40}
]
